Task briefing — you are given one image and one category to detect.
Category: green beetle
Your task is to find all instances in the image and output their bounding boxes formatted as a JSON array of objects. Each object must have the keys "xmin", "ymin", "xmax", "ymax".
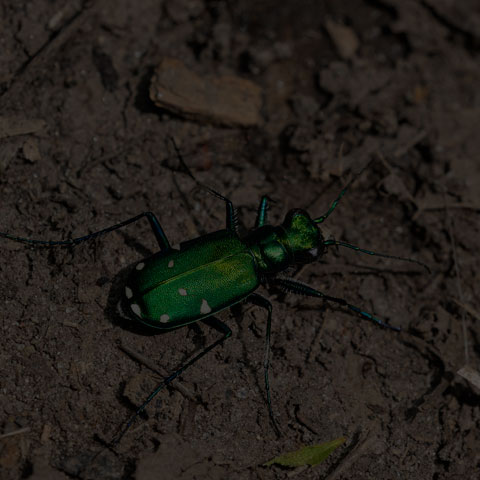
[
  {"xmin": 126, "ymin": 208, "xmax": 319, "ymax": 330},
  {"xmin": 0, "ymin": 148, "xmax": 429, "ymax": 442}
]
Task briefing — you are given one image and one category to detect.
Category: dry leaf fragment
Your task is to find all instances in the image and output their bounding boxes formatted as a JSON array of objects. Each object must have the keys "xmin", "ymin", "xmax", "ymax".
[{"xmin": 264, "ymin": 437, "xmax": 346, "ymax": 468}]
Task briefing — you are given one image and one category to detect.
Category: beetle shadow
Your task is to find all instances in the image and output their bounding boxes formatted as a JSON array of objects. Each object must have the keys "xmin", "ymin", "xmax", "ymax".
[
  {"xmin": 103, "ymin": 262, "xmax": 158, "ymax": 337},
  {"xmin": 100, "ymin": 228, "xmax": 177, "ymax": 337},
  {"xmin": 101, "ymin": 232, "xmax": 208, "ymax": 344},
  {"xmin": 98, "ymin": 229, "xmax": 170, "ymax": 336},
  {"xmin": 102, "ymin": 260, "xmax": 203, "ymax": 341}
]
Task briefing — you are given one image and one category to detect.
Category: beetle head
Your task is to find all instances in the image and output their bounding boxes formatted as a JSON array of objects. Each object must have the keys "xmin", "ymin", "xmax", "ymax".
[{"xmin": 282, "ymin": 209, "xmax": 324, "ymax": 263}]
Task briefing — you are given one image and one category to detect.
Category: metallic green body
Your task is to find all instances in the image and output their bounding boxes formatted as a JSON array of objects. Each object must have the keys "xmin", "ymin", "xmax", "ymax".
[
  {"xmin": 126, "ymin": 229, "xmax": 259, "ymax": 329},
  {"xmin": 125, "ymin": 210, "xmax": 321, "ymax": 330}
]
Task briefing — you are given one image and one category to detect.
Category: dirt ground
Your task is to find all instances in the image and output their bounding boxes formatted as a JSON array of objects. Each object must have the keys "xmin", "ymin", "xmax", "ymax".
[{"xmin": 1, "ymin": 1, "xmax": 479, "ymax": 479}]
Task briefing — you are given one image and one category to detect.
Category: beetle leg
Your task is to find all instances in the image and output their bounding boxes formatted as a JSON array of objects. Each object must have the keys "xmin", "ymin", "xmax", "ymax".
[
  {"xmin": 247, "ymin": 293, "xmax": 281, "ymax": 436},
  {"xmin": 224, "ymin": 202, "xmax": 239, "ymax": 234},
  {"xmin": 273, "ymin": 277, "xmax": 400, "ymax": 331},
  {"xmin": 255, "ymin": 196, "xmax": 269, "ymax": 228},
  {"xmin": 111, "ymin": 316, "xmax": 231, "ymax": 446},
  {"xmin": 0, "ymin": 211, "xmax": 171, "ymax": 251}
]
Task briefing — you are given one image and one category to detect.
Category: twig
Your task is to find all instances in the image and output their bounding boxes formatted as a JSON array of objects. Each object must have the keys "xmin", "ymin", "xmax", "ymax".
[
  {"xmin": 413, "ymin": 202, "xmax": 480, "ymax": 221},
  {"xmin": 451, "ymin": 298, "xmax": 480, "ymax": 322},
  {"xmin": 0, "ymin": 427, "xmax": 30, "ymax": 440},
  {"xmin": 392, "ymin": 130, "xmax": 427, "ymax": 158},
  {"xmin": 3, "ymin": 1, "xmax": 103, "ymax": 97},
  {"xmin": 287, "ymin": 465, "xmax": 309, "ymax": 477},
  {"xmin": 324, "ymin": 432, "xmax": 375, "ymax": 480},
  {"xmin": 376, "ymin": 153, "xmax": 418, "ymax": 207},
  {"xmin": 443, "ymin": 190, "xmax": 469, "ymax": 364}
]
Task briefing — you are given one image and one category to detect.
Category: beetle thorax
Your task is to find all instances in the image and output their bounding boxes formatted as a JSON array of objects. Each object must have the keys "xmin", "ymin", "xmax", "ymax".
[{"xmin": 245, "ymin": 225, "xmax": 290, "ymax": 273}]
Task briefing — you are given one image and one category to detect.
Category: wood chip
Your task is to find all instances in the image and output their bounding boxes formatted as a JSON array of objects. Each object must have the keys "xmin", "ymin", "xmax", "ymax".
[
  {"xmin": 149, "ymin": 57, "xmax": 263, "ymax": 127},
  {"xmin": 325, "ymin": 19, "xmax": 359, "ymax": 59},
  {"xmin": 40, "ymin": 424, "xmax": 52, "ymax": 444},
  {"xmin": 457, "ymin": 365, "xmax": 480, "ymax": 390},
  {"xmin": 0, "ymin": 116, "xmax": 46, "ymax": 139},
  {"xmin": 22, "ymin": 138, "xmax": 42, "ymax": 163}
]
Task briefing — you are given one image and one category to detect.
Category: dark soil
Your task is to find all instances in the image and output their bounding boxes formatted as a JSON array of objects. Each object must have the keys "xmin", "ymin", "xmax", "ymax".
[{"xmin": 1, "ymin": 1, "xmax": 479, "ymax": 479}]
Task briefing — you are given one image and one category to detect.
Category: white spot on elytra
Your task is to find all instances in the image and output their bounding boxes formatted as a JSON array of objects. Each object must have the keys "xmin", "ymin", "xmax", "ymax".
[
  {"xmin": 178, "ymin": 288, "xmax": 187, "ymax": 296},
  {"xmin": 160, "ymin": 314, "xmax": 170, "ymax": 323},
  {"xmin": 125, "ymin": 286, "xmax": 133, "ymax": 299},
  {"xmin": 168, "ymin": 260, "xmax": 174, "ymax": 268},
  {"xmin": 200, "ymin": 299, "xmax": 211, "ymax": 314},
  {"xmin": 136, "ymin": 262, "xmax": 145, "ymax": 271},
  {"xmin": 131, "ymin": 303, "xmax": 141, "ymax": 317}
]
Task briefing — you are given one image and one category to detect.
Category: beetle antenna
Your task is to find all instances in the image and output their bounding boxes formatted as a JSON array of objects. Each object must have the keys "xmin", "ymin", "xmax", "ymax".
[
  {"xmin": 168, "ymin": 136, "xmax": 240, "ymax": 234},
  {"xmin": 168, "ymin": 136, "xmax": 231, "ymax": 205},
  {"xmin": 314, "ymin": 160, "xmax": 373, "ymax": 224},
  {"xmin": 324, "ymin": 239, "xmax": 431, "ymax": 273}
]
